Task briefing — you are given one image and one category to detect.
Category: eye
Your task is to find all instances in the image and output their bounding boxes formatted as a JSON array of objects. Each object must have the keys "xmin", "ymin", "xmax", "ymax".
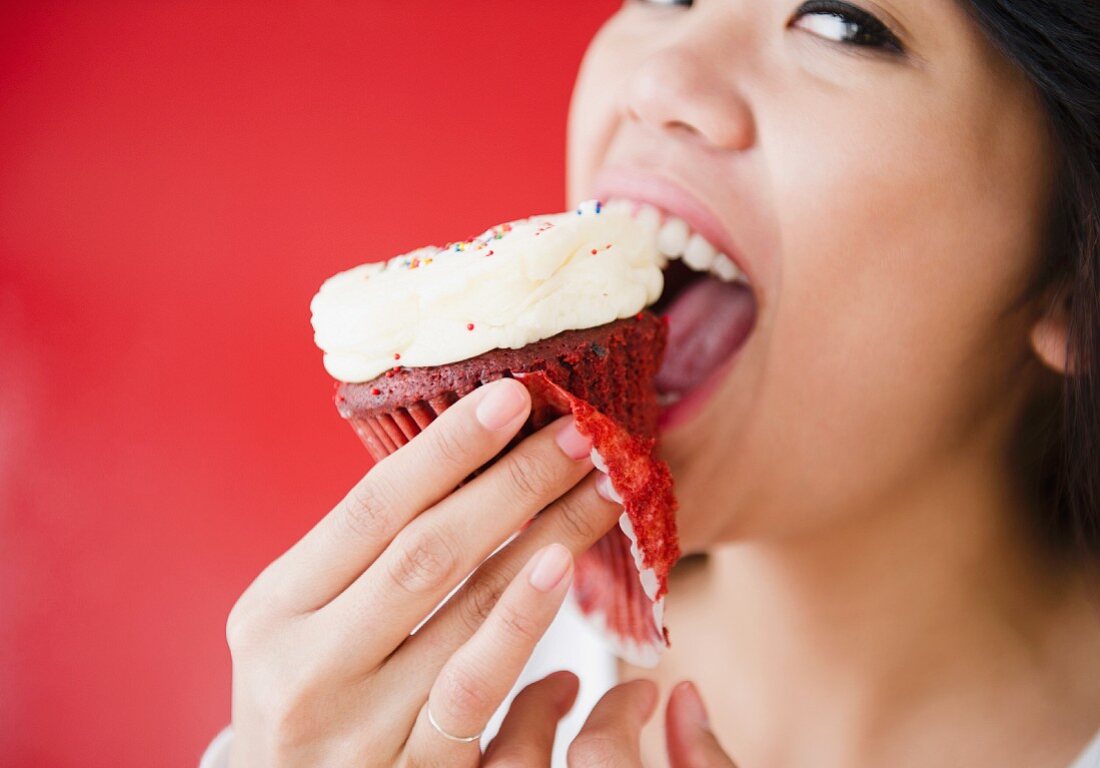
[{"xmin": 791, "ymin": 0, "xmax": 905, "ymax": 55}]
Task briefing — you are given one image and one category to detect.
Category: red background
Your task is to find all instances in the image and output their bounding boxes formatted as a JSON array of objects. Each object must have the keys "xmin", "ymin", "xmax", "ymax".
[{"xmin": 0, "ymin": 3, "xmax": 616, "ymax": 765}]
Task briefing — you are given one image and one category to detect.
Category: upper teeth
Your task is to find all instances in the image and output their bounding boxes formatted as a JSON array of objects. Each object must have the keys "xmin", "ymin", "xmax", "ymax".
[
  {"xmin": 683, "ymin": 233, "xmax": 717, "ymax": 272},
  {"xmin": 604, "ymin": 198, "xmax": 749, "ymax": 285},
  {"xmin": 657, "ymin": 216, "xmax": 690, "ymax": 258}
]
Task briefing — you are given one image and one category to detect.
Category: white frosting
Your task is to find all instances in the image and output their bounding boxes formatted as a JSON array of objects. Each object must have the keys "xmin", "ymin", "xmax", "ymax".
[{"xmin": 310, "ymin": 200, "xmax": 664, "ymax": 383}]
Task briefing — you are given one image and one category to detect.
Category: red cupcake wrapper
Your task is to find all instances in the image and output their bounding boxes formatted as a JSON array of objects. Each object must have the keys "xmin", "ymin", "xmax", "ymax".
[
  {"xmin": 342, "ymin": 369, "xmax": 680, "ymax": 667},
  {"xmin": 518, "ymin": 370, "xmax": 678, "ymax": 666},
  {"xmin": 347, "ymin": 394, "xmax": 458, "ymax": 464}
]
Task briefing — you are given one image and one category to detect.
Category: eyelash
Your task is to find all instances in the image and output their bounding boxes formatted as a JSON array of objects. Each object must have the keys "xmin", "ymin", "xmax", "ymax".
[
  {"xmin": 630, "ymin": 0, "xmax": 906, "ymax": 57},
  {"xmin": 792, "ymin": 1, "xmax": 905, "ymax": 55}
]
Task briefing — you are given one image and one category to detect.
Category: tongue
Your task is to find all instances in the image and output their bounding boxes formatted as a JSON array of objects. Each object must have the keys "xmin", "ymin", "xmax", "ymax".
[{"xmin": 655, "ymin": 276, "xmax": 756, "ymax": 395}]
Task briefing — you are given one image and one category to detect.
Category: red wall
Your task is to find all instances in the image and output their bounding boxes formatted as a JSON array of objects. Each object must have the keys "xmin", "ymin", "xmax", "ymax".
[{"xmin": 0, "ymin": 3, "xmax": 616, "ymax": 764}]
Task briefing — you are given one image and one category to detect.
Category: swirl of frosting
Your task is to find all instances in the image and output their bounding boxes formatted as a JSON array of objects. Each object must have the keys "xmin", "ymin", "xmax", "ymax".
[{"xmin": 310, "ymin": 200, "xmax": 663, "ymax": 383}]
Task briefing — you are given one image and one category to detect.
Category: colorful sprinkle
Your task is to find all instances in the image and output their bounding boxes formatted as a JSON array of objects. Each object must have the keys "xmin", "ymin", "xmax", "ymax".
[
  {"xmin": 371, "ymin": 387, "xmax": 381, "ymax": 395},
  {"xmin": 466, "ymin": 322, "xmax": 475, "ymax": 331},
  {"xmin": 393, "ymin": 353, "xmax": 401, "ymax": 360},
  {"xmin": 490, "ymin": 222, "xmax": 514, "ymax": 240}
]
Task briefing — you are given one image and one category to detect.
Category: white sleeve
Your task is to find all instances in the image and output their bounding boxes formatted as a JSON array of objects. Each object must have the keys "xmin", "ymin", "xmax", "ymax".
[
  {"xmin": 1068, "ymin": 727, "xmax": 1100, "ymax": 768},
  {"xmin": 199, "ymin": 724, "xmax": 233, "ymax": 768}
]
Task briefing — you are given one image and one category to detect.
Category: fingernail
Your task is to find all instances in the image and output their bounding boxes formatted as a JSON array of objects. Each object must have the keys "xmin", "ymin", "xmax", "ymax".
[
  {"xmin": 475, "ymin": 380, "xmax": 528, "ymax": 431},
  {"xmin": 528, "ymin": 543, "xmax": 573, "ymax": 592},
  {"xmin": 679, "ymin": 681, "xmax": 710, "ymax": 728},
  {"xmin": 595, "ymin": 472, "xmax": 622, "ymax": 503},
  {"xmin": 554, "ymin": 419, "xmax": 592, "ymax": 461}
]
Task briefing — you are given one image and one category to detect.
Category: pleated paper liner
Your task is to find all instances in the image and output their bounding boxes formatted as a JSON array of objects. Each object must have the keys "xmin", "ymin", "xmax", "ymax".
[{"xmin": 333, "ymin": 313, "xmax": 680, "ymax": 666}]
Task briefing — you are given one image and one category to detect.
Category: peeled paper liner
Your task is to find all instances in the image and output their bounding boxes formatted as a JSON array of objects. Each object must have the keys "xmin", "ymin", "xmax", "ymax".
[{"xmin": 514, "ymin": 371, "xmax": 680, "ymax": 668}]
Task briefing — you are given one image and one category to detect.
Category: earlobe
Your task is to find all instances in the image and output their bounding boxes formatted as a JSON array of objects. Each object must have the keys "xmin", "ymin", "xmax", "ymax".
[{"xmin": 1029, "ymin": 309, "xmax": 1071, "ymax": 375}]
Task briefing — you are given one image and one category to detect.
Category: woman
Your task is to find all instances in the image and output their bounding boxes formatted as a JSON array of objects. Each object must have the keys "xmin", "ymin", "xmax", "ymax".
[{"xmin": 204, "ymin": 0, "xmax": 1100, "ymax": 765}]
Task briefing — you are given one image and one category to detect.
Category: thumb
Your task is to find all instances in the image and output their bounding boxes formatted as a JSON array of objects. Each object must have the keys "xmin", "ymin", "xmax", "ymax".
[{"xmin": 666, "ymin": 681, "xmax": 737, "ymax": 768}]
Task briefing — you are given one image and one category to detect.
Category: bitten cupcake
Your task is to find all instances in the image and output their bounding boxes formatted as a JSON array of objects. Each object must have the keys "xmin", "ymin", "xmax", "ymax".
[{"xmin": 311, "ymin": 199, "xmax": 679, "ymax": 667}]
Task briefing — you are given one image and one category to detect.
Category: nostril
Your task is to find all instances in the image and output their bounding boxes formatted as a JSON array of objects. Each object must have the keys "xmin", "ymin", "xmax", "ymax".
[
  {"xmin": 666, "ymin": 119, "xmax": 704, "ymax": 137},
  {"xmin": 623, "ymin": 43, "xmax": 757, "ymax": 151}
]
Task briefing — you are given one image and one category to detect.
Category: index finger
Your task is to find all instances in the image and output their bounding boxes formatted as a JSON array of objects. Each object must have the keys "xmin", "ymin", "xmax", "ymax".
[{"xmin": 251, "ymin": 378, "xmax": 533, "ymax": 614}]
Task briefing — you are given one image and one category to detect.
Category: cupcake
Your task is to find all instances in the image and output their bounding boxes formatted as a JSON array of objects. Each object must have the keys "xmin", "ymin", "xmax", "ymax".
[{"xmin": 311, "ymin": 199, "xmax": 680, "ymax": 666}]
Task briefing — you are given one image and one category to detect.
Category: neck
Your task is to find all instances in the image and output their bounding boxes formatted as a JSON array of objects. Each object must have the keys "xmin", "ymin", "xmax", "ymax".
[{"xmin": 641, "ymin": 448, "xmax": 1100, "ymax": 767}]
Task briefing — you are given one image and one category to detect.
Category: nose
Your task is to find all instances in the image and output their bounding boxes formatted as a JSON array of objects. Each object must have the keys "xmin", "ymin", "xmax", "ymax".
[{"xmin": 621, "ymin": 33, "xmax": 756, "ymax": 152}]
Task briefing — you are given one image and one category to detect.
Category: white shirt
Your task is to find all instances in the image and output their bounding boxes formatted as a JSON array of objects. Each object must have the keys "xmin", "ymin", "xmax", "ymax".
[{"xmin": 200, "ymin": 592, "xmax": 1100, "ymax": 767}]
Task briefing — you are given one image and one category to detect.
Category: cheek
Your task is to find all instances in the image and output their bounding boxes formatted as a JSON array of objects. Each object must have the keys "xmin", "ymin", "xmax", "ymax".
[{"xmin": 726, "ymin": 87, "xmax": 1047, "ymax": 533}]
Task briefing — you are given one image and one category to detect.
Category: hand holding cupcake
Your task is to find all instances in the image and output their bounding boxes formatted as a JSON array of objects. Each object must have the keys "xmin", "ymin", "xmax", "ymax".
[{"xmin": 224, "ymin": 202, "xmax": 683, "ymax": 766}]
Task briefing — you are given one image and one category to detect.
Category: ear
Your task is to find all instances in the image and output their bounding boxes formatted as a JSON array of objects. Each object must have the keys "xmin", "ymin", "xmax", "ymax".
[{"xmin": 1029, "ymin": 289, "xmax": 1072, "ymax": 375}]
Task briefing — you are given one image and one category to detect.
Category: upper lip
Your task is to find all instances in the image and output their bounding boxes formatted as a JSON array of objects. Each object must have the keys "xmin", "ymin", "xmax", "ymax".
[{"xmin": 589, "ymin": 166, "xmax": 757, "ymax": 288}]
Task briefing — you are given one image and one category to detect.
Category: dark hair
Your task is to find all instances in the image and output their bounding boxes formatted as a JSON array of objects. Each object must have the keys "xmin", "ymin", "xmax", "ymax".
[{"xmin": 966, "ymin": 2, "xmax": 1100, "ymax": 554}]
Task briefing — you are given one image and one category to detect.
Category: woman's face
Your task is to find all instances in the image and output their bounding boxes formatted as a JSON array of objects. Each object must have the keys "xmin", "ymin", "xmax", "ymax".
[{"xmin": 567, "ymin": 0, "xmax": 1056, "ymax": 553}]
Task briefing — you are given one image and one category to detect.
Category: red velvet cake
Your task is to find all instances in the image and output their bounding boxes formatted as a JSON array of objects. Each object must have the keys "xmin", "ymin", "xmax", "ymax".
[
  {"xmin": 311, "ymin": 201, "xmax": 682, "ymax": 666},
  {"xmin": 336, "ymin": 313, "xmax": 665, "ymax": 462}
]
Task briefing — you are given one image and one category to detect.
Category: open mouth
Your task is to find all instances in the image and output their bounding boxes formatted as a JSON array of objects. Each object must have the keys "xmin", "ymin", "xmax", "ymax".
[{"xmin": 604, "ymin": 198, "xmax": 758, "ymax": 429}]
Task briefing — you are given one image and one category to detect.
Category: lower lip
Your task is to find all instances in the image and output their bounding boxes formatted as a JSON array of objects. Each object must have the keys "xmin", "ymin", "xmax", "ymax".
[{"xmin": 657, "ymin": 342, "xmax": 748, "ymax": 433}]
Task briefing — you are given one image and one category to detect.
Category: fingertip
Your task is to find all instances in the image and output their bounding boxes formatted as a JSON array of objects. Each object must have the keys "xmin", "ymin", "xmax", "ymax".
[
  {"xmin": 553, "ymin": 416, "xmax": 593, "ymax": 461},
  {"xmin": 496, "ymin": 375, "xmax": 532, "ymax": 399},
  {"xmin": 491, "ymin": 376, "xmax": 532, "ymax": 406},
  {"xmin": 512, "ymin": 670, "xmax": 579, "ymax": 721},
  {"xmin": 474, "ymin": 378, "xmax": 532, "ymax": 431},
  {"xmin": 670, "ymin": 679, "xmax": 709, "ymax": 729},
  {"xmin": 547, "ymin": 670, "xmax": 580, "ymax": 712},
  {"xmin": 527, "ymin": 542, "xmax": 574, "ymax": 592},
  {"xmin": 546, "ymin": 668, "xmax": 579, "ymax": 687},
  {"xmin": 666, "ymin": 680, "xmax": 736, "ymax": 767},
  {"xmin": 630, "ymin": 678, "xmax": 660, "ymax": 720},
  {"xmin": 670, "ymin": 679, "xmax": 694, "ymax": 701}
]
